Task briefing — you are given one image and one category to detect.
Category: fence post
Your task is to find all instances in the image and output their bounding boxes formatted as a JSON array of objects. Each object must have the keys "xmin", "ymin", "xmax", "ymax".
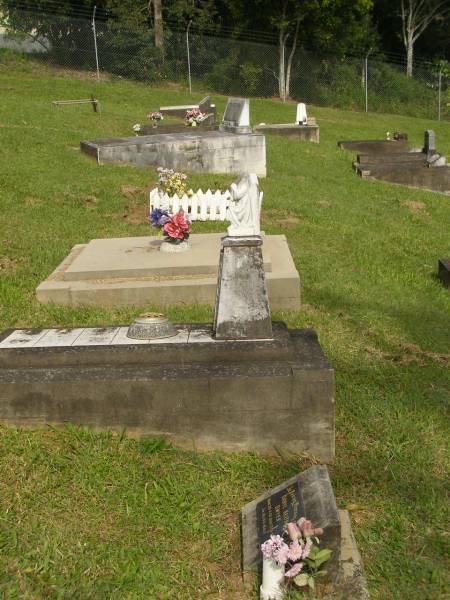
[
  {"xmin": 92, "ymin": 6, "xmax": 100, "ymax": 81},
  {"xmin": 365, "ymin": 56, "xmax": 368, "ymax": 112},
  {"xmin": 438, "ymin": 70, "xmax": 442, "ymax": 121},
  {"xmin": 186, "ymin": 20, "xmax": 193, "ymax": 94}
]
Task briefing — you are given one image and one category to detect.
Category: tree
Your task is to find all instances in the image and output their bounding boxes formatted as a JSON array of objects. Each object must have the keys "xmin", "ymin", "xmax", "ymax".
[
  {"xmin": 400, "ymin": 0, "xmax": 450, "ymax": 77},
  {"xmin": 153, "ymin": 0, "xmax": 163, "ymax": 48},
  {"xmin": 274, "ymin": 0, "xmax": 301, "ymax": 101}
]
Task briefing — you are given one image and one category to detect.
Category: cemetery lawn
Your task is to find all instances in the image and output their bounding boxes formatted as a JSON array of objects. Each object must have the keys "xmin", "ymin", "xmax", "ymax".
[{"xmin": 0, "ymin": 51, "xmax": 449, "ymax": 599}]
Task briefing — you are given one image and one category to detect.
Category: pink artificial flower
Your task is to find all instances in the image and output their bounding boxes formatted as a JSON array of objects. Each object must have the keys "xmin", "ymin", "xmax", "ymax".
[
  {"xmin": 276, "ymin": 543, "xmax": 290, "ymax": 566},
  {"xmin": 302, "ymin": 538, "xmax": 313, "ymax": 559},
  {"xmin": 163, "ymin": 210, "xmax": 191, "ymax": 240},
  {"xmin": 287, "ymin": 522, "xmax": 301, "ymax": 541},
  {"xmin": 288, "ymin": 540, "xmax": 303, "ymax": 561},
  {"xmin": 285, "ymin": 562, "xmax": 304, "ymax": 578},
  {"xmin": 297, "ymin": 517, "xmax": 323, "ymax": 537}
]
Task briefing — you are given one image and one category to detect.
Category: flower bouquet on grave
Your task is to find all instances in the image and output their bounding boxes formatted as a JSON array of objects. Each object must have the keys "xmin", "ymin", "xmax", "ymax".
[
  {"xmin": 260, "ymin": 518, "xmax": 331, "ymax": 599},
  {"xmin": 133, "ymin": 123, "xmax": 141, "ymax": 136},
  {"xmin": 149, "ymin": 208, "xmax": 192, "ymax": 246},
  {"xmin": 157, "ymin": 167, "xmax": 189, "ymax": 196},
  {"xmin": 185, "ymin": 108, "xmax": 207, "ymax": 127},
  {"xmin": 148, "ymin": 111, "xmax": 164, "ymax": 127}
]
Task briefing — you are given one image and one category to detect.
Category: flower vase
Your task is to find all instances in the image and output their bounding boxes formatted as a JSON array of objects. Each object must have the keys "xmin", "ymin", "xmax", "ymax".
[
  {"xmin": 160, "ymin": 240, "xmax": 190, "ymax": 253},
  {"xmin": 260, "ymin": 558, "xmax": 285, "ymax": 600}
]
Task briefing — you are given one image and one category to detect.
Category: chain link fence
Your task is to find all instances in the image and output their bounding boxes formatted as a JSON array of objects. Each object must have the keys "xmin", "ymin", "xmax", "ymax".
[{"xmin": 1, "ymin": 8, "xmax": 448, "ymax": 121}]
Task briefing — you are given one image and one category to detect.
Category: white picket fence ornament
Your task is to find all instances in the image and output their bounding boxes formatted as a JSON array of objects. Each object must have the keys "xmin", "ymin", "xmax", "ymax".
[{"xmin": 150, "ymin": 187, "xmax": 232, "ymax": 221}]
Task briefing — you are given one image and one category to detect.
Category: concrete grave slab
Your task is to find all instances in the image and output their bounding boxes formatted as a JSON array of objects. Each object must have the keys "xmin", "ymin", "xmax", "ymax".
[
  {"xmin": 0, "ymin": 323, "xmax": 335, "ymax": 460},
  {"xmin": 80, "ymin": 130, "xmax": 266, "ymax": 176},
  {"xmin": 254, "ymin": 102, "xmax": 319, "ymax": 142},
  {"xmin": 338, "ymin": 139, "xmax": 410, "ymax": 153},
  {"xmin": 345, "ymin": 132, "xmax": 450, "ymax": 194},
  {"xmin": 254, "ymin": 123, "xmax": 319, "ymax": 143},
  {"xmin": 36, "ymin": 233, "xmax": 300, "ymax": 309}
]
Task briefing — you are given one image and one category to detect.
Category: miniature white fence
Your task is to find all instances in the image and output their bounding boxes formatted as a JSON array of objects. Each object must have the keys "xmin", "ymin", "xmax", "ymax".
[{"xmin": 150, "ymin": 188, "xmax": 231, "ymax": 221}]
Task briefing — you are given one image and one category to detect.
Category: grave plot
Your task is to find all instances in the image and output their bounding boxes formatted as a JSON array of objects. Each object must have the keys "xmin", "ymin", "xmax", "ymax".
[
  {"xmin": 254, "ymin": 103, "xmax": 320, "ymax": 142},
  {"xmin": 37, "ymin": 173, "xmax": 299, "ymax": 308},
  {"xmin": 36, "ymin": 233, "xmax": 299, "ymax": 309},
  {"xmin": 1, "ymin": 175, "xmax": 332, "ymax": 460},
  {"xmin": 159, "ymin": 95, "xmax": 217, "ymax": 122},
  {"xmin": 341, "ymin": 131, "xmax": 450, "ymax": 194},
  {"xmin": 80, "ymin": 97, "xmax": 266, "ymax": 176},
  {"xmin": 242, "ymin": 466, "xmax": 370, "ymax": 599}
]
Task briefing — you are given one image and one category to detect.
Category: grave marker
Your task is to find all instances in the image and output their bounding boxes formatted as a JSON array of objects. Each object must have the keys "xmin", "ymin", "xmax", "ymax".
[
  {"xmin": 256, "ymin": 480, "xmax": 304, "ymax": 543},
  {"xmin": 220, "ymin": 98, "xmax": 251, "ymax": 133},
  {"xmin": 424, "ymin": 129, "xmax": 436, "ymax": 154},
  {"xmin": 296, "ymin": 102, "xmax": 307, "ymax": 125}
]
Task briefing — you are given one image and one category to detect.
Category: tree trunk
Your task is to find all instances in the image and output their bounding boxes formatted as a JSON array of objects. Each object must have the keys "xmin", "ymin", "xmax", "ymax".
[
  {"xmin": 285, "ymin": 18, "xmax": 300, "ymax": 100},
  {"xmin": 154, "ymin": 0, "xmax": 163, "ymax": 49},
  {"xmin": 279, "ymin": 29, "xmax": 286, "ymax": 101},
  {"xmin": 406, "ymin": 32, "xmax": 413, "ymax": 77}
]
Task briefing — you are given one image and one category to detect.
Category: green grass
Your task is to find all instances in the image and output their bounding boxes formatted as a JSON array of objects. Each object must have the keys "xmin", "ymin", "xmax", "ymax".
[{"xmin": 0, "ymin": 51, "xmax": 449, "ymax": 599}]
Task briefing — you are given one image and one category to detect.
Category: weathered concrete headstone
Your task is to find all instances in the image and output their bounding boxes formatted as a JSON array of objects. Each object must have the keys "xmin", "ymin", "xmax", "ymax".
[
  {"xmin": 424, "ymin": 130, "xmax": 436, "ymax": 154},
  {"xmin": 241, "ymin": 465, "xmax": 370, "ymax": 598},
  {"xmin": 242, "ymin": 466, "xmax": 340, "ymax": 575},
  {"xmin": 220, "ymin": 97, "xmax": 251, "ymax": 133},
  {"xmin": 438, "ymin": 258, "xmax": 450, "ymax": 288},
  {"xmin": 213, "ymin": 236, "xmax": 272, "ymax": 340},
  {"xmin": 198, "ymin": 95, "xmax": 212, "ymax": 111},
  {"xmin": 214, "ymin": 174, "xmax": 271, "ymax": 340}
]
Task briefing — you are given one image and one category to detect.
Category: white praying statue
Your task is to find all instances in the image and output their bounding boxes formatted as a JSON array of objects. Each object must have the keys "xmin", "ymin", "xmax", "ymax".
[
  {"xmin": 296, "ymin": 102, "xmax": 307, "ymax": 125},
  {"xmin": 227, "ymin": 173, "xmax": 263, "ymax": 237}
]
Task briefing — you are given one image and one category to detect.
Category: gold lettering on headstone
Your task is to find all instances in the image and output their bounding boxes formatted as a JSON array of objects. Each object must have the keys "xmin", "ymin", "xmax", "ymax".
[
  {"xmin": 261, "ymin": 507, "xmax": 269, "ymax": 534},
  {"xmin": 275, "ymin": 504, "xmax": 281, "ymax": 523},
  {"xmin": 267, "ymin": 498, "xmax": 274, "ymax": 531}
]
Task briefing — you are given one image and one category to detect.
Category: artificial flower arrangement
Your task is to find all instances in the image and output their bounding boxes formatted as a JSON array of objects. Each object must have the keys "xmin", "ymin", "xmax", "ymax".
[
  {"xmin": 133, "ymin": 123, "xmax": 141, "ymax": 135},
  {"xmin": 260, "ymin": 517, "xmax": 331, "ymax": 596},
  {"xmin": 149, "ymin": 208, "xmax": 191, "ymax": 245},
  {"xmin": 185, "ymin": 108, "xmax": 207, "ymax": 127},
  {"xmin": 157, "ymin": 167, "xmax": 189, "ymax": 196},
  {"xmin": 148, "ymin": 111, "xmax": 164, "ymax": 124}
]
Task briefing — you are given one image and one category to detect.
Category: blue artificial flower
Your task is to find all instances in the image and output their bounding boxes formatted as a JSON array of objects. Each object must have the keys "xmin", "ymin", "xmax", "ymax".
[{"xmin": 149, "ymin": 208, "xmax": 170, "ymax": 228}]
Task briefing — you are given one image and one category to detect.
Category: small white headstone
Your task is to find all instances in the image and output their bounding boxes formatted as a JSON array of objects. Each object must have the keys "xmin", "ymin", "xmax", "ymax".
[{"xmin": 296, "ymin": 103, "xmax": 307, "ymax": 125}]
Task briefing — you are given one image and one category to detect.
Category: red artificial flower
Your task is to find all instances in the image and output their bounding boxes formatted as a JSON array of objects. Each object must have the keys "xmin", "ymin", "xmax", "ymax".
[{"xmin": 163, "ymin": 211, "xmax": 192, "ymax": 240}]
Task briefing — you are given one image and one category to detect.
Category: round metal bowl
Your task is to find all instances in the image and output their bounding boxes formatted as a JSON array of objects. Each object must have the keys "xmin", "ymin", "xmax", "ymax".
[{"xmin": 126, "ymin": 312, "xmax": 178, "ymax": 340}]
